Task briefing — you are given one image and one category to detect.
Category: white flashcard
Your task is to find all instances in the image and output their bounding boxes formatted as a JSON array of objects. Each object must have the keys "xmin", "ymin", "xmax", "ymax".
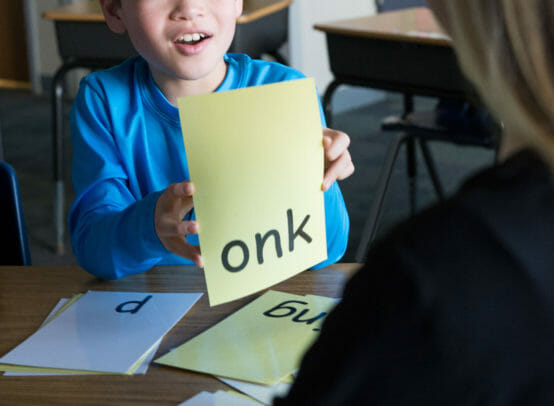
[
  {"xmin": 133, "ymin": 338, "xmax": 161, "ymax": 374},
  {"xmin": 2, "ymin": 340, "xmax": 161, "ymax": 376},
  {"xmin": 42, "ymin": 298, "xmax": 69, "ymax": 327},
  {"xmin": 0, "ymin": 291, "xmax": 202, "ymax": 373},
  {"xmin": 219, "ymin": 377, "xmax": 291, "ymax": 405},
  {"xmin": 214, "ymin": 390, "xmax": 262, "ymax": 405}
]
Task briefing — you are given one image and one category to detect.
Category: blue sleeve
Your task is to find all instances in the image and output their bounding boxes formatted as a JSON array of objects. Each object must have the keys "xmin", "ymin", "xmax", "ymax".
[
  {"xmin": 69, "ymin": 80, "xmax": 168, "ymax": 279},
  {"xmin": 312, "ymin": 96, "xmax": 350, "ymax": 269},
  {"xmin": 313, "ymin": 181, "xmax": 350, "ymax": 269}
]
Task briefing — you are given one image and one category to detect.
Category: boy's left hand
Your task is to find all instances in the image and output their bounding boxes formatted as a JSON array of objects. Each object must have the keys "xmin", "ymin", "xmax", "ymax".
[{"xmin": 322, "ymin": 127, "xmax": 354, "ymax": 191}]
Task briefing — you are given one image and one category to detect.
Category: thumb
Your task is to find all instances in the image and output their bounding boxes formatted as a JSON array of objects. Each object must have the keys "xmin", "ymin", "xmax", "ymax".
[{"xmin": 173, "ymin": 181, "xmax": 194, "ymax": 198}]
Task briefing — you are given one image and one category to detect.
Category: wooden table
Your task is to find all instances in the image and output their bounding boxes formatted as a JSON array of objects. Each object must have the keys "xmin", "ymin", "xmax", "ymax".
[
  {"xmin": 314, "ymin": 7, "xmax": 469, "ymax": 123},
  {"xmin": 0, "ymin": 263, "xmax": 359, "ymax": 405},
  {"xmin": 43, "ymin": 0, "xmax": 293, "ymax": 256}
]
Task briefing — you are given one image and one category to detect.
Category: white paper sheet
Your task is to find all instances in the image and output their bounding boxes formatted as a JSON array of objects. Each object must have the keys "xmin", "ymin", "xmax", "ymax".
[
  {"xmin": 0, "ymin": 291, "xmax": 202, "ymax": 373},
  {"xmin": 214, "ymin": 391, "xmax": 262, "ymax": 405}
]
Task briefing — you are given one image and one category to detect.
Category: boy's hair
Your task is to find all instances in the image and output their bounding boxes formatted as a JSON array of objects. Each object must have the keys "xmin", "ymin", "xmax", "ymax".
[{"xmin": 438, "ymin": 0, "xmax": 554, "ymax": 166}]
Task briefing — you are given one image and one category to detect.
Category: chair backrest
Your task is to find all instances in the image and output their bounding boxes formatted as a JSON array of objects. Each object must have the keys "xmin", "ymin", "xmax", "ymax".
[
  {"xmin": 0, "ymin": 162, "xmax": 31, "ymax": 265},
  {"xmin": 376, "ymin": 0, "xmax": 427, "ymax": 12}
]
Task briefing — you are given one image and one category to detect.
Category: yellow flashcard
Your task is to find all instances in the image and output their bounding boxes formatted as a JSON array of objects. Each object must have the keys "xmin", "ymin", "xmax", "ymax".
[
  {"xmin": 179, "ymin": 78, "xmax": 327, "ymax": 306},
  {"xmin": 155, "ymin": 290, "xmax": 337, "ymax": 385}
]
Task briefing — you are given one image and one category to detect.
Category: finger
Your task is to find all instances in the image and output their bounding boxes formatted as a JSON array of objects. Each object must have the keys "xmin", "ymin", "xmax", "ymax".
[
  {"xmin": 156, "ymin": 216, "xmax": 179, "ymax": 239},
  {"xmin": 165, "ymin": 237, "xmax": 203, "ymax": 268},
  {"xmin": 177, "ymin": 243, "xmax": 203, "ymax": 267},
  {"xmin": 173, "ymin": 181, "xmax": 194, "ymax": 198},
  {"xmin": 323, "ymin": 135, "xmax": 332, "ymax": 170},
  {"xmin": 165, "ymin": 182, "xmax": 194, "ymax": 219},
  {"xmin": 157, "ymin": 219, "xmax": 197, "ymax": 240},
  {"xmin": 322, "ymin": 152, "xmax": 355, "ymax": 191},
  {"xmin": 323, "ymin": 129, "xmax": 350, "ymax": 162},
  {"xmin": 176, "ymin": 220, "xmax": 199, "ymax": 236},
  {"xmin": 158, "ymin": 182, "xmax": 192, "ymax": 210}
]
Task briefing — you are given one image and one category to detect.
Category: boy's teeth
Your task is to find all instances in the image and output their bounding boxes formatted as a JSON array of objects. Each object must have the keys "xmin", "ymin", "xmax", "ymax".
[{"xmin": 178, "ymin": 33, "xmax": 206, "ymax": 43}]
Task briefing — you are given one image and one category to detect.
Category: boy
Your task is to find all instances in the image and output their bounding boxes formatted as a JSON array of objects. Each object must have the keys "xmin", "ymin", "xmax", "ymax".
[{"xmin": 69, "ymin": 0, "xmax": 354, "ymax": 279}]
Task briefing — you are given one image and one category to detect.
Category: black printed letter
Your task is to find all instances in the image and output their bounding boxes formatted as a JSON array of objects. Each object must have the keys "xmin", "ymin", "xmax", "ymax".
[
  {"xmin": 292, "ymin": 309, "xmax": 327, "ymax": 325},
  {"xmin": 115, "ymin": 295, "xmax": 153, "ymax": 314},
  {"xmin": 287, "ymin": 209, "xmax": 312, "ymax": 252},
  {"xmin": 263, "ymin": 300, "xmax": 308, "ymax": 318},
  {"xmin": 222, "ymin": 240, "xmax": 249, "ymax": 272},
  {"xmin": 255, "ymin": 229, "xmax": 283, "ymax": 264}
]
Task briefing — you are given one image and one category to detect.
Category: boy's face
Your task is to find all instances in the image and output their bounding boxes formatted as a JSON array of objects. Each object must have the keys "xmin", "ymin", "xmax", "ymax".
[{"xmin": 101, "ymin": 0, "xmax": 243, "ymax": 90}]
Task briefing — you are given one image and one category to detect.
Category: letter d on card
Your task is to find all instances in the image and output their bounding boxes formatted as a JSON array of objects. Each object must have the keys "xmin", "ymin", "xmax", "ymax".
[{"xmin": 178, "ymin": 79, "xmax": 327, "ymax": 306}]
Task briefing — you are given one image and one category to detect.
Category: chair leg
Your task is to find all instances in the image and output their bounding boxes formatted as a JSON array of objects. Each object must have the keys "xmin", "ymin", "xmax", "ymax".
[
  {"xmin": 406, "ymin": 135, "xmax": 417, "ymax": 215},
  {"xmin": 418, "ymin": 138, "xmax": 445, "ymax": 201},
  {"xmin": 356, "ymin": 133, "xmax": 408, "ymax": 263},
  {"xmin": 52, "ymin": 63, "xmax": 74, "ymax": 255}
]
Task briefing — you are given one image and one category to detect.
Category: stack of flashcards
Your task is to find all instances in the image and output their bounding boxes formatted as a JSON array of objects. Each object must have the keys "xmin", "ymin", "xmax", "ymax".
[
  {"xmin": 156, "ymin": 290, "xmax": 339, "ymax": 404},
  {"xmin": 0, "ymin": 291, "xmax": 202, "ymax": 375}
]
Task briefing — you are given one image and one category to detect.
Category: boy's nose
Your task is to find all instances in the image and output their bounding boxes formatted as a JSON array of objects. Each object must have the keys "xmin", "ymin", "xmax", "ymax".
[{"xmin": 170, "ymin": 0, "xmax": 204, "ymax": 20}]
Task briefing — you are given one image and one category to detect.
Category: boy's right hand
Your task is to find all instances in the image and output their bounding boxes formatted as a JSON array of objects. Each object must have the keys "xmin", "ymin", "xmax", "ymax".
[{"xmin": 155, "ymin": 181, "xmax": 203, "ymax": 268}]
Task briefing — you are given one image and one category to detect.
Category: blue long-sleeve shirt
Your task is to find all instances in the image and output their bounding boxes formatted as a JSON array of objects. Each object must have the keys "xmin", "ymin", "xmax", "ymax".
[{"xmin": 69, "ymin": 54, "xmax": 349, "ymax": 279}]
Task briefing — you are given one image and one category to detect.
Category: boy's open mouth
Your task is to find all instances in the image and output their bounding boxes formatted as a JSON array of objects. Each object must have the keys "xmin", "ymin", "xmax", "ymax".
[{"xmin": 175, "ymin": 33, "xmax": 209, "ymax": 45}]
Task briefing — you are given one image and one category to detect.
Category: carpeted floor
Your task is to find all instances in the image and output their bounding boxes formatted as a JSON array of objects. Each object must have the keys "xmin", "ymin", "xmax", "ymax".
[{"xmin": 0, "ymin": 88, "xmax": 495, "ymax": 266}]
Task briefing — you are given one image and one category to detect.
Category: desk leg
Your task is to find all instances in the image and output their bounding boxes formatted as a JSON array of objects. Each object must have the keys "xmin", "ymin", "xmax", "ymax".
[
  {"xmin": 402, "ymin": 93, "xmax": 418, "ymax": 215},
  {"xmin": 322, "ymin": 80, "xmax": 341, "ymax": 127},
  {"xmin": 406, "ymin": 136, "xmax": 417, "ymax": 215}
]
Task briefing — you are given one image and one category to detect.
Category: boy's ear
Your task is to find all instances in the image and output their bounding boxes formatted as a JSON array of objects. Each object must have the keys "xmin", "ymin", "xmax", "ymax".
[
  {"xmin": 235, "ymin": 0, "xmax": 244, "ymax": 18},
  {"xmin": 99, "ymin": 0, "xmax": 126, "ymax": 34}
]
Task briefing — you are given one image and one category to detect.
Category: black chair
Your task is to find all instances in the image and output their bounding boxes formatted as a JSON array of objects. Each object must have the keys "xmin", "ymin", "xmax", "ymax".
[
  {"xmin": 0, "ymin": 161, "xmax": 32, "ymax": 265},
  {"xmin": 355, "ymin": 0, "xmax": 500, "ymax": 261}
]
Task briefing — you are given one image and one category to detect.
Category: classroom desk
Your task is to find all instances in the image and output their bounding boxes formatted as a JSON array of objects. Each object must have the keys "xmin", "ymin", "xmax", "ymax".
[
  {"xmin": 315, "ymin": 8, "xmax": 483, "ymax": 259},
  {"xmin": 0, "ymin": 263, "xmax": 359, "ymax": 405},
  {"xmin": 314, "ymin": 7, "xmax": 470, "ymax": 123},
  {"xmin": 43, "ymin": 0, "xmax": 293, "ymax": 255}
]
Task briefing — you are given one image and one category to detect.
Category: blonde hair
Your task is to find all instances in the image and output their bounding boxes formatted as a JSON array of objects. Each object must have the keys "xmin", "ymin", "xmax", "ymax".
[{"xmin": 437, "ymin": 0, "xmax": 554, "ymax": 166}]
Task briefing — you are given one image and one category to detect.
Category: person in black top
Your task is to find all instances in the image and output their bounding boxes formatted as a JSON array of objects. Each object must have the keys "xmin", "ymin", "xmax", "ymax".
[{"xmin": 275, "ymin": 0, "xmax": 554, "ymax": 404}]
